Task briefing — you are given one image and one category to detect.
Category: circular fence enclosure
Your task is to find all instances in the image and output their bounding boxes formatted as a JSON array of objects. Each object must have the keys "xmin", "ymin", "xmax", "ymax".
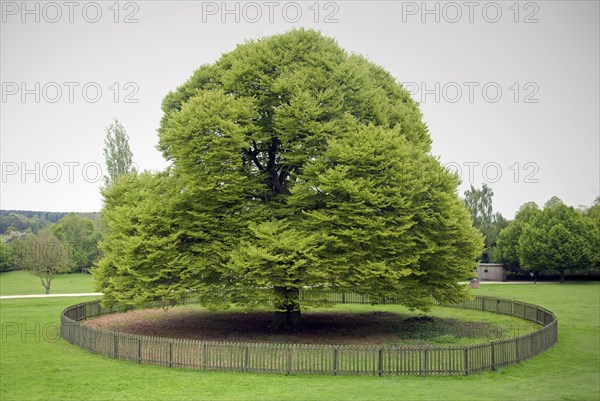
[{"xmin": 61, "ymin": 293, "xmax": 557, "ymax": 376}]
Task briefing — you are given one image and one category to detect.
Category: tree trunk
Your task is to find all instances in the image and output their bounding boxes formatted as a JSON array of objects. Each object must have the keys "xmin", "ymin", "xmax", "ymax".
[
  {"xmin": 40, "ymin": 276, "xmax": 51, "ymax": 294},
  {"xmin": 559, "ymin": 269, "xmax": 565, "ymax": 284},
  {"xmin": 272, "ymin": 287, "xmax": 301, "ymax": 331},
  {"xmin": 272, "ymin": 308, "xmax": 302, "ymax": 331}
]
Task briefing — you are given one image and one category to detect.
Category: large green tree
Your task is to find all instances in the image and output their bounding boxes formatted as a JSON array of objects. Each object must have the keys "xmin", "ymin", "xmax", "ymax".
[{"xmin": 95, "ymin": 30, "xmax": 483, "ymax": 329}]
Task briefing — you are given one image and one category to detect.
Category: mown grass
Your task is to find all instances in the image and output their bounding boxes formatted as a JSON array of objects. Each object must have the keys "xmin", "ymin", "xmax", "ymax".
[
  {"xmin": 0, "ymin": 271, "xmax": 94, "ymax": 296},
  {"xmin": 0, "ymin": 283, "xmax": 598, "ymax": 401}
]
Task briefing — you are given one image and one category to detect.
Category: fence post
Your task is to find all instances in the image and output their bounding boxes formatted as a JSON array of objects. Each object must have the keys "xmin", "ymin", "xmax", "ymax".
[
  {"xmin": 491, "ymin": 343, "xmax": 496, "ymax": 371},
  {"xmin": 113, "ymin": 333, "xmax": 119, "ymax": 359},
  {"xmin": 464, "ymin": 348, "xmax": 469, "ymax": 375},
  {"xmin": 333, "ymin": 348, "xmax": 338, "ymax": 375},
  {"xmin": 514, "ymin": 338, "xmax": 519, "ymax": 362},
  {"xmin": 60, "ymin": 315, "xmax": 73, "ymax": 343},
  {"xmin": 286, "ymin": 346, "xmax": 292, "ymax": 375},
  {"xmin": 137, "ymin": 338, "xmax": 142, "ymax": 364},
  {"xmin": 378, "ymin": 348, "xmax": 383, "ymax": 377},
  {"xmin": 169, "ymin": 341, "xmax": 173, "ymax": 368}
]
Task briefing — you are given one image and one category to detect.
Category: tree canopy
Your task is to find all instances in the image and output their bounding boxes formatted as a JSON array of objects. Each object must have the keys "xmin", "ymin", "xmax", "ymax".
[{"xmin": 94, "ymin": 29, "xmax": 483, "ymax": 328}]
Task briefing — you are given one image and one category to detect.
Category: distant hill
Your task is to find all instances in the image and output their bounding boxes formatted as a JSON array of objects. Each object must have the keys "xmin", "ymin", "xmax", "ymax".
[{"xmin": 0, "ymin": 210, "xmax": 99, "ymax": 234}]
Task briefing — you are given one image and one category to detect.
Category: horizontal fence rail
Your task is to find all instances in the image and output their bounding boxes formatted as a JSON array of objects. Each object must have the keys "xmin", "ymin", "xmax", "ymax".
[{"xmin": 61, "ymin": 294, "xmax": 557, "ymax": 376}]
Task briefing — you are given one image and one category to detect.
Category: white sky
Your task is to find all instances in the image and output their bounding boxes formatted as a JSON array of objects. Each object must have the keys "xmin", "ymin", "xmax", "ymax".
[{"xmin": 1, "ymin": 0, "xmax": 599, "ymax": 219}]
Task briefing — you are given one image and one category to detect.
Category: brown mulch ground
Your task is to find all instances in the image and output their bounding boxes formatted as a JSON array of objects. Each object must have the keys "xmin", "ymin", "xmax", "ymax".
[{"xmin": 83, "ymin": 307, "xmax": 493, "ymax": 345}]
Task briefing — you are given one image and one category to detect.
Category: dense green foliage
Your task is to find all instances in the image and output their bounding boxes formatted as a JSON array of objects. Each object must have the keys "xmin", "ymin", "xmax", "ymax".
[
  {"xmin": 496, "ymin": 198, "xmax": 600, "ymax": 281},
  {"xmin": 285, "ymin": 124, "xmax": 480, "ymax": 308},
  {"xmin": 94, "ymin": 30, "xmax": 483, "ymax": 325},
  {"xmin": 94, "ymin": 171, "xmax": 190, "ymax": 307}
]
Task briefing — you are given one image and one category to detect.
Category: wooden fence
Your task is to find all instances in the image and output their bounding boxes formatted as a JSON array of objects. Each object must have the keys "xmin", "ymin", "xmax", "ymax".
[{"xmin": 61, "ymin": 294, "xmax": 557, "ymax": 376}]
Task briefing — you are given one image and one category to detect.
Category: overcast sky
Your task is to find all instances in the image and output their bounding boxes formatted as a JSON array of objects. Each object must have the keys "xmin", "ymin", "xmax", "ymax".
[{"xmin": 1, "ymin": 0, "xmax": 599, "ymax": 219}]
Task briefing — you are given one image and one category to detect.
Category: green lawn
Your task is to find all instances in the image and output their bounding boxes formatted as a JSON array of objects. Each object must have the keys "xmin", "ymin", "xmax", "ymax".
[
  {"xmin": 0, "ymin": 283, "xmax": 598, "ymax": 401},
  {"xmin": 0, "ymin": 271, "xmax": 94, "ymax": 296}
]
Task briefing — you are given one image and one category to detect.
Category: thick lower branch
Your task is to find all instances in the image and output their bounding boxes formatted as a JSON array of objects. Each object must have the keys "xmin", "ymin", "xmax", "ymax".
[{"xmin": 246, "ymin": 141, "xmax": 264, "ymax": 172}]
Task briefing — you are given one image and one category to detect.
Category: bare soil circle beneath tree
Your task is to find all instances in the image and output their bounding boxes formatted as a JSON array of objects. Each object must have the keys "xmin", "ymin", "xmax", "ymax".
[{"xmin": 83, "ymin": 306, "xmax": 522, "ymax": 346}]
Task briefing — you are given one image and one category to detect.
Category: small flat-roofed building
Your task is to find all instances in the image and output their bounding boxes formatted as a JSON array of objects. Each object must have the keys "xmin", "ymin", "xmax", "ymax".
[{"xmin": 477, "ymin": 263, "xmax": 506, "ymax": 281}]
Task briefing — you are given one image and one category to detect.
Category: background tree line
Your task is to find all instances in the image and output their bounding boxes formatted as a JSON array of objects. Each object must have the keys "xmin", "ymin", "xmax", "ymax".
[
  {"xmin": 495, "ymin": 196, "xmax": 599, "ymax": 282},
  {"xmin": 464, "ymin": 185, "xmax": 600, "ymax": 281},
  {"xmin": 0, "ymin": 213, "xmax": 102, "ymax": 274},
  {"xmin": 1, "ymin": 211, "xmax": 64, "ymax": 234}
]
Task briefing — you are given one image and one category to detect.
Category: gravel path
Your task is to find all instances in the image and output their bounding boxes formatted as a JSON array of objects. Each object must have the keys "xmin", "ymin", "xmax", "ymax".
[
  {"xmin": 0, "ymin": 292, "xmax": 102, "ymax": 300},
  {"xmin": 0, "ymin": 282, "xmax": 559, "ymax": 300}
]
